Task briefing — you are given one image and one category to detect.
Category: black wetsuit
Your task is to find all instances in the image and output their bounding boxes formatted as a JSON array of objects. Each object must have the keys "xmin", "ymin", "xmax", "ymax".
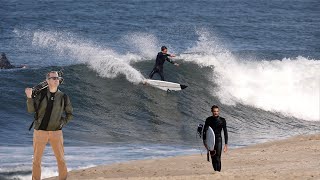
[
  {"xmin": 203, "ymin": 116, "xmax": 228, "ymax": 171},
  {"xmin": 149, "ymin": 52, "xmax": 174, "ymax": 81}
]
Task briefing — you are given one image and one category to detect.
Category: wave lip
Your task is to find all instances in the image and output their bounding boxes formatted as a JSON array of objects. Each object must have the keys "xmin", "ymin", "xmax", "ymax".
[
  {"xmin": 31, "ymin": 31, "xmax": 145, "ymax": 84},
  {"xmin": 181, "ymin": 30, "xmax": 320, "ymax": 121}
]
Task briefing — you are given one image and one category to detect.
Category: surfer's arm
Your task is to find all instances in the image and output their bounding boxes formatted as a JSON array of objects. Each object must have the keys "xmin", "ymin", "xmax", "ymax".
[
  {"xmin": 222, "ymin": 118, "xmax": 228, "ymax": 153},
  {"xmin": 202, "ymin": 119, "xmax": 209, "ymax": 141},
  {"xmin": 166, "ymin": 56, "xmax": 179, "ymax": 66},
  {"xmin": 166, "ymin": 56, "xmax": 175, "ymax": 64},
  {"xmin": 223, "ymin": 118, "xmax": 228, "ymax": 144},
  {"xmin": 168, "ymin": 54, "xmax": 176, "ymax": 57}
]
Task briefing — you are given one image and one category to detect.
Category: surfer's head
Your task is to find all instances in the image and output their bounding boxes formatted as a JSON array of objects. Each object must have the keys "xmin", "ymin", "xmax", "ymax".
[
  {"xmin": 1, "ymin": 53, "xmax": 5, "ymax": 58},
  {"xmin": 211, "ymin": 105, "xmax": 220, "ymax": 117},
  {"xmin": 46, "ymin": 71, "xmax": 61, "ymax": 88},
  {"xmin": 161, "ymin": 46, "xmax": 167, "ymax": 53}
]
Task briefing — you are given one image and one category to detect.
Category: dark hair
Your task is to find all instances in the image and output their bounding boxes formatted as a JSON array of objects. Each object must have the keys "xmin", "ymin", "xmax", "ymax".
[
  {"xmin": 211, "ymin": 105, "xmax": 219, "ymax": 111},
  {"xmin": 161, "ymin": 46, "xmax": 167, "ymax": 51},
  {"xmin": 46, "ymin": 71, "xmax": 59, "ymax": 79}
]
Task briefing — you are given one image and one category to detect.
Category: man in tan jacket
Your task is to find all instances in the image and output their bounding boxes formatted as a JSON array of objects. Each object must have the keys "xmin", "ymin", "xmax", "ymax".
[{"xmin": 25, "ymin": 71, "xmax": 73, "ymax": 180}]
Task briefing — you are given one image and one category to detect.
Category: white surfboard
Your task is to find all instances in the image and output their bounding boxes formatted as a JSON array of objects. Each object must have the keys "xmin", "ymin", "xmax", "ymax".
[
  {"xmin": 205, "ymin": 127, "xmax": 215, "ymax": 151},
  {"xmin": 143, "ymin": 79, "xmax": 188, "ymax": 91}
]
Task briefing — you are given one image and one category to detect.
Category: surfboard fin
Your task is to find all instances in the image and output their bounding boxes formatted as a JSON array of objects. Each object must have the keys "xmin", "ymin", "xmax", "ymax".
[{"xmin": 180, "ymin": 84, "xmax": 188, "ymax": 89}]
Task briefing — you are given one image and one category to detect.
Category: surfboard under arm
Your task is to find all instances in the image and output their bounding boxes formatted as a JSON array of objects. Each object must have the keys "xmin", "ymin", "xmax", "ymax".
[{"xmin": 205, "ymin": 127, "xmax": 215, "ymax": 151}]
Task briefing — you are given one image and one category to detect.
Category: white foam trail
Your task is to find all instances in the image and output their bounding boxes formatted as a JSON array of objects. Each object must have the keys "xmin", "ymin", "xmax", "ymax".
[
  {"xmin": 31, "ymin": 31, "xmax": 145, "ymax": 84},
  {"xmin": 181, "ymin": 30, "xmax": 320, "ymax": 121}
]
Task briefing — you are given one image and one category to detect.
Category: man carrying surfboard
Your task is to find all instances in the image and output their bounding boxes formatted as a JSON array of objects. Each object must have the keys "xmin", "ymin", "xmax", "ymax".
[
  {"xmin": 203, "ymin": 105, "xmax": 228, "ymax": 172},
  {"xmin": 149, "ymin": 46, "xmax": 179, "ymax": 81}
]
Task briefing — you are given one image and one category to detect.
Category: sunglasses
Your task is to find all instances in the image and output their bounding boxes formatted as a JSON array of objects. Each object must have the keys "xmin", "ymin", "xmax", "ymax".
[{"xmin": 48, "ymin": 77, "xmax": 61, "ymax": 80}]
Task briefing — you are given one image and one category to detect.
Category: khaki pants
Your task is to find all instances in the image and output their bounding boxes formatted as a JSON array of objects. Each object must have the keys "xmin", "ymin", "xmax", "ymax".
[{"xmin": 32, "ymin": 130, "xmax": 67, "ymax": 180}]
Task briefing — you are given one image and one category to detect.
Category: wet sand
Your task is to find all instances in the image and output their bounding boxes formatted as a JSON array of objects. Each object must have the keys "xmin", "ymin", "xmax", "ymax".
[{"xmin": 46, "ymin": 134, "xmax": 320, "ymax": 180}]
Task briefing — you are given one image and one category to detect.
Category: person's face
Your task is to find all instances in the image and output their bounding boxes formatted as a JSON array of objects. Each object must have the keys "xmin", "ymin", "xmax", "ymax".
[
  {"xmin": 162, "ymin": 49, "xmax": 168, "ymax": 54},
  {"xmin": 212, "ymin": 108, "xmax": 219, "ymax": 117},
  {"xmin": 46, "ymin": 72, "xmax": 60, "ymax": 88}
]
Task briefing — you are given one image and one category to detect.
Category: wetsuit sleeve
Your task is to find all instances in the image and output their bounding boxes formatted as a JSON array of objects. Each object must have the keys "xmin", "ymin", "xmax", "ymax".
[
  {"xmin": 223, "ymin": 118, "xmax": 228, "ymax": 144},
  {"xmin": 203, "ymin": 119, "xmax": 209, "ymax": 141},
  {"xmin": 165, "ymin": 54, "xmax": 175, "ymax": 64}
]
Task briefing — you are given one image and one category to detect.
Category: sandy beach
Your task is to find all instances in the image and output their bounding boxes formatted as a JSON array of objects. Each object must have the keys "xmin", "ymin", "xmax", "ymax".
[{"xmin": 45, "ymin": 133, "xmax": 320, "ymax": 180}]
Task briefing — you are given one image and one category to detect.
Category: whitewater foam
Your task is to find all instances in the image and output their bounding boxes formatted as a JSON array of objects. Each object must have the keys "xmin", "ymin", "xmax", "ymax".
[
  {"xmin": 31, "ymin": 31, "xmax": 145, "ymax": 84},
  {"xmin": 181, "ymin": 30, "xmax": 320, "ymax": 121},
  {"xmin": 123, "ymin": 33, "xmax": 159, "ymax": 60}
]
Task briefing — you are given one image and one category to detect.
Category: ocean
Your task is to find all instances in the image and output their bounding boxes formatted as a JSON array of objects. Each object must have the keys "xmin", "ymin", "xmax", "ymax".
[{"xmin": 1, "ymin": 0, "xmax": 319, "ymax": 179}]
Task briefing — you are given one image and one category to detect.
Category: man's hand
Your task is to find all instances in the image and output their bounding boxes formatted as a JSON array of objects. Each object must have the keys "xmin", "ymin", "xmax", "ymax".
[
  {"xmin": 174, "ymin": 63, "xmax": 179, "ymax": 67},
  {"xmin": 170, "ymin": 54, "xmax": 176, "ymax": 57},
  {"xmin": 224, "ymin": 144, "xmax": 228, "ymax": 153},
  {"xmin": 25, "ymin": 88, "xmax": 33, "ymax": 98}
]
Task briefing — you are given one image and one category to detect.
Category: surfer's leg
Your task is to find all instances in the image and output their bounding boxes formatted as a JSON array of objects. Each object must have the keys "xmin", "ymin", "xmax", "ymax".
[
  {"xmin": 211, "ymin": 137, "xmax": 222, "ymax": 171},
  {"xmin": 159, "ymin": 69, "xmax": 165, "ymax": 81},
  {"xmin": 32, "ymin": 130, "xmax": 49, "ymax": 180},
  {"xmin": 149, "ymin": 67, "xmax": 160, "ymax": 79},
  {"xmin": 149, "ymin": 69, "xmax": 156, "ymax": 79}
]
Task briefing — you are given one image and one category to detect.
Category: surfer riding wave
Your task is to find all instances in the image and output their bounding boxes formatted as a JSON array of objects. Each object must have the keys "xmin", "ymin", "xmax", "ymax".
[{"xmin": 148, "ymin": 46, "xmax": 179, "ymax": 81}]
